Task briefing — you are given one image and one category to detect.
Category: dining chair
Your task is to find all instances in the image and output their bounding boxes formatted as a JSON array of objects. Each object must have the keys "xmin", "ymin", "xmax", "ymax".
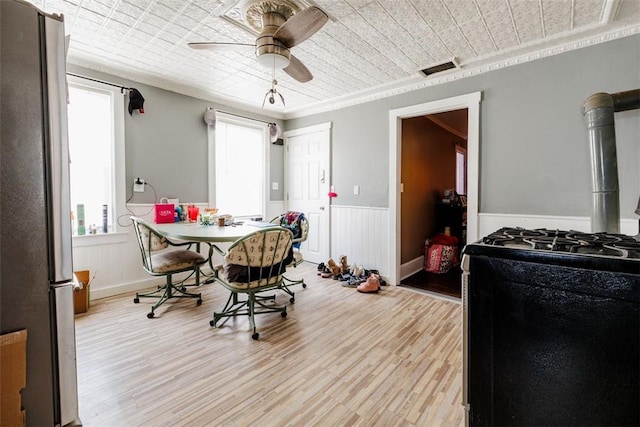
[
  {"xmin": 270, "ymin": 211, "xmax": 309, "ymax": 302},
  {"xmin": 130, "ymin": 216, "xmax": 212, "ymax": 318},
  {"xmin": 209, "ymin": 227, "xmax": 293, "ymax": 340}
]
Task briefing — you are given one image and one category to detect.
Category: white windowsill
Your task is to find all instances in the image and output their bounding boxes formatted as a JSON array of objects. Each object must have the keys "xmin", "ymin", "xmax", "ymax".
[{"xmin": 72, "ymin": 231, "xmax": 128, "ymax": 247}]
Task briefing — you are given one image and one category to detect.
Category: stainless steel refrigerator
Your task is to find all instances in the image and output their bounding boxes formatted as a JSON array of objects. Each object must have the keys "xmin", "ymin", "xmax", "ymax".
[{"xmin": 1, "ymin": 0, "xmax": 80, "ymax": 425}]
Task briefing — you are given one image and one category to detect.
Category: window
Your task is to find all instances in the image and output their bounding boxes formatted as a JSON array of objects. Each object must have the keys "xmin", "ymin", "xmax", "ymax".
[
  {"xmin": 455, "ymin": 144, "xmax": 467, "ymax": 195},
  {"xmin": 67, "ymin": 77, "xmax": 125, "ymax": 235},
  {"xmin": 210, "ymin": 113, "xmax": 268, "ymax": 218}
]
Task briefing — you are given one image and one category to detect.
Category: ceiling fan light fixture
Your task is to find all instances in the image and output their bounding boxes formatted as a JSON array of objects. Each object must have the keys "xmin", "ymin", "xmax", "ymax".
[{"xmin": 256, "ymin": 51, "xmax": 290, "ymax": 69}]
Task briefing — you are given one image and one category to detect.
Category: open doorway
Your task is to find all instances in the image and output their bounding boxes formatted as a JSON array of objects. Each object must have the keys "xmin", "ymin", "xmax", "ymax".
[
  {"xmin": 399, "ymin": 110, "xmax": 468, "ymax": 298},
  {"xmin": 388, "ymin": 92, "xmax": 481, "ymax": 290}
]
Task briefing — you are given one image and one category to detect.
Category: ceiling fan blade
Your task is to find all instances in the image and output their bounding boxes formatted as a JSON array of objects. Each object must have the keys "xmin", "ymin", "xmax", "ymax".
[
  {"xmin": 273, "ymin": 6, "xmax": 328, "ymax": 48},
  {"xmin": 188, "ymin": 42, "xmax": 254, "ymax": 52},
  {"xmin": 283, "ymin": 54, "xmax": 313, "ymax": 83}
]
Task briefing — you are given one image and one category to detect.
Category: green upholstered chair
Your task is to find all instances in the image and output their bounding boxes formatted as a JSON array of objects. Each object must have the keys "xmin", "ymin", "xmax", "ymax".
[
  {"xmin": 209, "ymin": 227, "xmax": 293, "ymax": 340},
  {"xmin": 270, "ymin": 212, "xmax": 309, "ymax": 301},
  {"xmin": 131, "ymin": 216, "xmax": 212, "ymax": 318}
]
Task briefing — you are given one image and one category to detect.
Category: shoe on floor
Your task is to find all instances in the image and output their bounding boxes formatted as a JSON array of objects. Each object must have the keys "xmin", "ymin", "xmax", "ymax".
[
  {"xmin": 339, "ymin": 255, "xmax": 348, "ymax": 273},
  {"xmin": 323, "ymin": 258, "xmax": 341, "ymax": 278},
  {"xmin": 357, "ymin": 274, "xmax": 380, "ymax": 293},
  {"xmin": 342, "ymin": 278, "xmax": 358, "ymax": 288},
  {"xmin": 349, "ymin": 263, "xmax": 358, "ymax": 275},
  {"xmin": 353, "ymin": 265, "xmax": 364, "ymax": 278}
]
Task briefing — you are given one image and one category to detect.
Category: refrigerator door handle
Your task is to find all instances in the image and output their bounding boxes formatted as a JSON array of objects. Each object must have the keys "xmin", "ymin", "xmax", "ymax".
[{"xmin": 44, "ymin": 13, "xmax": 73, "ymax": 283}]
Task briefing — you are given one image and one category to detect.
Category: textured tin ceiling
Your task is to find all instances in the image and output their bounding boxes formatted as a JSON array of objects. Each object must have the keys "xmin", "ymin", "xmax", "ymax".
[{"xmin": 27, "ymin": 0, "xmax": 640, "ymax": 117}]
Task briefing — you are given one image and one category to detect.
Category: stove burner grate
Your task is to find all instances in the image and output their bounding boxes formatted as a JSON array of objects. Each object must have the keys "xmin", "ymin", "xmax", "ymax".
[{"xmin": 482, "ymin": 227, "xmax": 640, "ymax": 259}]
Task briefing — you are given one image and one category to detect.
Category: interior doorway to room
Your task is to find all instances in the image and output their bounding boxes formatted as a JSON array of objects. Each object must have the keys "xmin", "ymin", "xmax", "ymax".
[
  {"xmin": 399, "ymin": 110, "xmax": 468, "ymax": 298},
  {"xmin": 388, "ymin": 91, "xmax": 481, "ymax": 293}
]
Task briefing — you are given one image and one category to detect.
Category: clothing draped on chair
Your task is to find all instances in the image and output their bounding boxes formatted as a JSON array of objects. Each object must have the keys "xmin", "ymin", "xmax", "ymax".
[
  {"xmin": 271, "ymin": 211, "xmax": 309, "ymax": 301},
  {"xmin": 278, "ymin": 211, "xmax": 305, "ymax": 248},
  {"xmin": 130, "ymin": 216, "xmax": 211, "ymax": 318},
  {"xmin": 209, "ymin": 227, "xmax": 293, "ymax": 340}
]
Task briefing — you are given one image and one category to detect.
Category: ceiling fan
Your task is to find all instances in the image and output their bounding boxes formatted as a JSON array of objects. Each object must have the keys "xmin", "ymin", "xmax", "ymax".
[{"xmin": 188, "ymin": 0, "xmax": 328, "ymax": 83}]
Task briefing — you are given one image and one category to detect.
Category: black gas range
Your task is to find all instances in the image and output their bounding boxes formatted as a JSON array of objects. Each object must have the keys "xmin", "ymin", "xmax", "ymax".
[
  {"xmin": 465, "ymin": 227, "xmax": 640, "ymax": 274},
  {"xmin": 462, "ymin": 227, "xmax": 640, "ymax": 426}
]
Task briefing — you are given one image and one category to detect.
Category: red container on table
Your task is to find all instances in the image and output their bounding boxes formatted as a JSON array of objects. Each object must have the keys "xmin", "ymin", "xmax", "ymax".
[{"xmin": 187, "ymin": 205, "xmax": 199, "ymax": 222}]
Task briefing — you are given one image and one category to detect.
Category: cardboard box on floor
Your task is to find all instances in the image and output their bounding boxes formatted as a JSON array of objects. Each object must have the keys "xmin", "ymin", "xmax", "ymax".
[
  {"xmin": 1, "ymin": 329, "xmax": 27, "ymax": 426},
  {"xmin": 73, "ymin": 270, "xmax": 91, "ymax": 314}
]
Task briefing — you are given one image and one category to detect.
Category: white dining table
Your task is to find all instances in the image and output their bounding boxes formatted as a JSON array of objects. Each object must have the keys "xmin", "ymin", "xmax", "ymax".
[
  {"xmin": 153, "ymin": 221, "xmax": 278, "ymax": 243},
  {"xmin": 153, "ymin": 221, "xmax": 282, "ymax": 283}
]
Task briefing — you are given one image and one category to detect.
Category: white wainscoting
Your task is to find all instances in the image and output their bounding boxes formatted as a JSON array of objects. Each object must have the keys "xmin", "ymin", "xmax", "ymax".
[
  {"xmin": 78, "ymin": 205, "xmax": 639, "ymax": 300},
  {"xmin": 72, "ymin": 203, "xmax": 211, "ymax": 300},
  {"xmin": 330, "ymin": 205, "xmax": 390, "ymax": 277}
]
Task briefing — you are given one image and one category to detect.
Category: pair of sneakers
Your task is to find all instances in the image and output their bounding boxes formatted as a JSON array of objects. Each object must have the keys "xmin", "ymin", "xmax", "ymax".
[{"xmin": 341, "ymin": 263, "xmax": 366, "ymax": 288}]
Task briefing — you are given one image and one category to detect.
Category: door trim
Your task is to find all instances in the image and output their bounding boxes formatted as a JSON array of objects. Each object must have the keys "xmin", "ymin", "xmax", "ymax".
[{"xmin": 389, "ymin": 92, "xmax": 482, "ymax": 286}]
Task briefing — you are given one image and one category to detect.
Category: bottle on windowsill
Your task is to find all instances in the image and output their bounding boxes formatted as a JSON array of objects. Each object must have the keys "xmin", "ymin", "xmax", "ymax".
[{"xmin": 77, "ymin": 204, "xmax": 86, "ymax": 235}]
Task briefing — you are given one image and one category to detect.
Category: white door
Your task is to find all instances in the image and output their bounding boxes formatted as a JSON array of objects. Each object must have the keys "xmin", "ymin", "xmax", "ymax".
[{"xmin": 284, "ymin": 123, "xmax": 331, "ymax": 264}]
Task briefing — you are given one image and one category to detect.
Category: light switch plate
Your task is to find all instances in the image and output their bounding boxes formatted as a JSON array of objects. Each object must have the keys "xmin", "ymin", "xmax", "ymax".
[
  {"xmin": 353, "ymin": 185, "xmax": 360, "ymax": 195},
  {"xmin": 272, "ymin": 182, "xmax": 279, "ymax": 190}
]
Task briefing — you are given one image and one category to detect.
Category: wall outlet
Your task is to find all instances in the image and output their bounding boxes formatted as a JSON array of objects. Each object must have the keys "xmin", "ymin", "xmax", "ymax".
[
  {"xmin": 133, "ymin": 178, "xmax": 145, "ymax": 193},
  {"xmin": 353, "ymin": 185, "xmax": 360, "ymax": 195}
]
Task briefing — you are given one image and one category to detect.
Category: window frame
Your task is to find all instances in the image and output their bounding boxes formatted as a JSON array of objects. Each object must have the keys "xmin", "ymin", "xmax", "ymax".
[
  {"xmin": 67, "ymin": 75, "xmax": 126, "ymax": 241},
  {"xmin": 207, "ymin": 111, "xmax": 269, "ymax": 219}
]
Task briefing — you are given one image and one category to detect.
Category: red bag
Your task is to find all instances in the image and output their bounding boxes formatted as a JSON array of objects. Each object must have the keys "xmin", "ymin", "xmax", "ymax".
[
  {"xmin": 154, "ymin": 203, "xmax": 174, "ymax": 223},
  {"xmin": 424, "ymin": 234, "xmax": 460, "ymax": 273}
]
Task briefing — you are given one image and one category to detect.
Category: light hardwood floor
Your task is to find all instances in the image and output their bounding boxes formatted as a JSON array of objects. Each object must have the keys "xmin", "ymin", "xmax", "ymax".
[{"xmin": 75, "ymin": 263, "xmax": 465, "ymax": 426}]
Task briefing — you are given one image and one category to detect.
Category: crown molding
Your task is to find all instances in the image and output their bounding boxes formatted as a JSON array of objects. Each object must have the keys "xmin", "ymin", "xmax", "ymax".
[
  {"xmin": 68, "ymin": 21, "xmax": 639, "ymax": 122},
  {"xmin": 283, "ymin": 23, "xmax": 640, "ymax": 119}
]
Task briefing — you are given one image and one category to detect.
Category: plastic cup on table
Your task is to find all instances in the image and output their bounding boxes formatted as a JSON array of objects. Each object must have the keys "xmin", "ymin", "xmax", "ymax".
[{"xmin": 188, "ymin": 206, "xmax": 199, "ymax": 222}]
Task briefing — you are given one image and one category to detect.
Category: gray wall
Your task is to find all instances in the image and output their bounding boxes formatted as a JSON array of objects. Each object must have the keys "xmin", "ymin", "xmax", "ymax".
[
  {"xmin": 70, "ymin": 33, "xmax": 639, "ymax": 218},
  {"xmin": 286, "ymin": 34, "xmax": 640, "ymax": 219},
  {"xmin": 68, "ymin": 65, "xmax": 284, "ymax": 204}
]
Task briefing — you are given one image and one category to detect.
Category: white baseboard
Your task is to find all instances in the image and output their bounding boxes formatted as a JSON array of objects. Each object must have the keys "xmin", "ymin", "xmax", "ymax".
[
  {"xmin": 90, "ymin": 277, "xmax": 158, "ymax": 300},
  {"xmin": 90, "ymin": 266, "xmax": 216, "ymax": 300},
  {"xmin": 400, "ymin": 256, "xmax": 424, "ymax": 280}
]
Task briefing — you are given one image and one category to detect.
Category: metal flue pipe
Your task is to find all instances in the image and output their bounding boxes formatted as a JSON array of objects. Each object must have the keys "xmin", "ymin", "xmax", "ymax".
[{"xmin": 581, "ymin": 89, "xmax": 640, "ymax": 233}]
